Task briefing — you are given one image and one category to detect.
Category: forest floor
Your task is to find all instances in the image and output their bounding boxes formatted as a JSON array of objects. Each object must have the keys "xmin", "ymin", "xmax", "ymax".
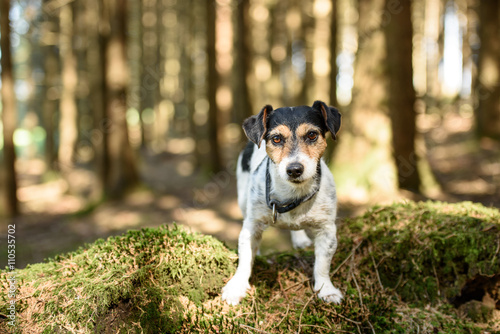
[{"xmin": 2, "ymin": 109, "xmax": 500, "ymax": 269}]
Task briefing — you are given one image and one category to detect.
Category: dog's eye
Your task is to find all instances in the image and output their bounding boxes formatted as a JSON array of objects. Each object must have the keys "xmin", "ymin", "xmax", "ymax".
[
  {"xmin": 271, "ymin": 135, "xmax": 282, "ymax": 144},
  {"xmin": 306, "ymin": 131, "xmax": 318, "ymax": 141}
]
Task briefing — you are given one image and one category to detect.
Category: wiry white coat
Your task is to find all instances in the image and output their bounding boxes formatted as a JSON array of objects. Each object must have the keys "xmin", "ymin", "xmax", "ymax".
[{"xmin": 222, "ymin": 141, "xmax": 343, "ymax": 305}]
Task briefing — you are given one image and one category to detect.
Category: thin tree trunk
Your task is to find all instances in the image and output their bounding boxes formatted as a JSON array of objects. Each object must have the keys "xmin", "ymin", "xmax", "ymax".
[
  {"xmin": 41, "ymin": 0, "xmax": 59, "ymax": 170},
  {"xmin": 475, "ymin": 0, "xmax": 500, "ymax": 139},
  {"xmin": 139, "ymin": 0, "xmax": 157, "ymax": 147},
  {"xmin": 234, "ymin": 0, "xmax": 253, "ymax": 125},
  {"xmin": 384, "ymin": 0, "xmax": 421, "ymax": 192},
  {"xmin": 206, "ymin": 0, "xmax": 223, "ymax": 173},
  {"xmin": 299, "ymin": 1, "xmax": 314, "ymax": 106},
  {"xmin": 102, "ymin": 0, "xmax": 139, "ymax": 197},
  {"xmin": 185, "ymin": 0, "xmax": 203, "ymax": 167},
  {"xmin": 329, "ymin": 0, "xmax": 338, "ymax": 108},
  {"xmin": 58, "ymin": 3, "xmax": 79, "ymax": 172},
  {"xmin": 1, "ymin": 0, "xmax": 19, "ymax": 216},
  {"xmin": 86, "ymin": 0, "xmax": 106, "ymax": 197},
  {"xmin": 325, "ymin": 0, "xmax": 338, "ymax": 164},
  {"xmin": 424, "ymin": 0, "xmax": 442, "ymax": 103}
]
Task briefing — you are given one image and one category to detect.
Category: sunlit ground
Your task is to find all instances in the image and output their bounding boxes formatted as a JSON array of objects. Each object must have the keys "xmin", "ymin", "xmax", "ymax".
[{"xmin": 2, "ymin": 107, "xmax": 500, "ymax": 269}]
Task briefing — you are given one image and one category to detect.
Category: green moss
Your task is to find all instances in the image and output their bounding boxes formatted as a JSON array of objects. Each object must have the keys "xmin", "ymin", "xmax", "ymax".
[
  {"xmin": 1, "ymin": 225, "xmax": 236, "ymax": 333},
  {"xmin": 347, "ymin": 201, "xmax": 500, "ymax": 305},
  {"xmin": 1, "ymin": 201, "xmax": 499, "ymax": 333}
]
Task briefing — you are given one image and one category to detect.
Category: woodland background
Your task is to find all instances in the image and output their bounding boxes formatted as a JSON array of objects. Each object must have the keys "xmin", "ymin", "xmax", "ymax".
[{"xmin": 1, "ymin": 0, "xmax": 500, "ymax": 268}]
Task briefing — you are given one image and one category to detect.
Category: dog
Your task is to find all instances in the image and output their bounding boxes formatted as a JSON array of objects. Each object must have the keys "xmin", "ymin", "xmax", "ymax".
[{"xmin": 222, "ymin": 100, "xmax": 343, "ymax": 305}]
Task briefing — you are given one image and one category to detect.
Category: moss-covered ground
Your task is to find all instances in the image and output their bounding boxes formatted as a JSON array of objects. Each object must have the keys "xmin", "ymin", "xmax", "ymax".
[{"xmin": 1, "ymin": 201, "xmax": 499, "ymax": 333}]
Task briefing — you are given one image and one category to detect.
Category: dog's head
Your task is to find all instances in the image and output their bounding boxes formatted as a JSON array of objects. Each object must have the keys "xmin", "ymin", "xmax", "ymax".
[{"xmin": 242, "ymin": 101, "xmax": 341, "ymax": 184}]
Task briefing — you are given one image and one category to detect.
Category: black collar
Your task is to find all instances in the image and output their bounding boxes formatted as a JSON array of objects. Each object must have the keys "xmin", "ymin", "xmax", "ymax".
[{"xmin": 265, "ymin": 158, "xmax": 321, "ymax": 224}]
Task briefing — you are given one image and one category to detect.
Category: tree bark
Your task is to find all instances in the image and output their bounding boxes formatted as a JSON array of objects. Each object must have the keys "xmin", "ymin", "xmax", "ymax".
[
  {"xmin": 58, "ymin": 2, "xmax": 79, "ymax": 173},
  {"xmin": 475, "ymin": 0, "xmax": 500, "ymax": 140},
  {"xmin": 234, "ymin": 0, "xmax": 254, "ymax": 125},
  {"xmin": 140, "ymin": 0, "xmax": 157, "ymax": 147},
  {"xmin": 329, "ymin": 0, "xmax": 338, "ymax": 109},
  {"xmin": 84, "ymin": 0, "xmax": 107, "ymax": 197},
  {"xmin": 102, "ymin": 0, "xmax": 139, "ymax": 197},
  {"xmin": 41, "ymin": 0, "xmax": 59, "ymax": 170},
  {"xmin": 324, "ymin": 0, "xmax": 338, "ymax": 164},
  {"xmin": 1, "ymin": 0, "xmax": 19, "ymax": 216},
  {"xmin": 384, "ymin": 0, "xmax": 421, "ymax": 192},
  {"xmin": 331, "ymin": 0, "xmax": 397, "ymax": 202},
  {"xmin": 206, "ymin": 0, "xmax": 223, "ymax": 173}
]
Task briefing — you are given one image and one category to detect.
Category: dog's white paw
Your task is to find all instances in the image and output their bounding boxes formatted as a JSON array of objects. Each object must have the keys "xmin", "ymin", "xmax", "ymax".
[
  {"xmin": 315, "ymin": 281, "xmax": 343, "ymax": 304},
  {"xmin": 221, "ymin": 276, "xmax": 250, "ymax": 306},
  {"xmin": 291, "ymin": 230, "xmax": 313, "ymax": 249}
]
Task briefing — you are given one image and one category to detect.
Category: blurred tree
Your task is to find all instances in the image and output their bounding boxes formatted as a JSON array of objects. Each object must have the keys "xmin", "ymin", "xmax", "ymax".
[
  {"xmin": 58, "ymin": 2, "xmax": 78, "ymax": 173},
  {"xmin": 101, "ymin": 0, "xmax": 138, "ymax": 197},
  {"xmin": 424, "ymin": 0, "xmax": 442, "ymax": 104},
  {"xmin": 1, "ymin": 0, "xmax": 19, "ymax": 216},
  {"xmin": 184, "ymin": 0, "xmax": 203, "ymax": 167},
  {"xmin": 475, "ymin": 0, "xmax": 500, "ymax": 140},
  {"xmin": 269, "ymin": 1, "xmax": 288, "ymax": 107},
  {"xmin": 325, "ymin": 0, "xmax": 338, "ymax": 164},
  {"xmin": 139, "ymin": 0, "xmax": 157, "ymax": 147},
  {"xmin": 233, "ymin": 0, "xmax": 253, "ymax": 126},
  {"xmin": 84, "ymin": 0, "xmax": 107, "ymax": 197},
  {"xmin": 332, "ymin": 0, "xmax": 397, "ymax": 202},
  {"xmin": 329, "ymin": 0, "xmax": 338, "ymax": 109},
  {"xmin": 41, "ymin": 0, "xmax": 59, "ymax": 170},
  {"xmin": 385, "ymin": 0, "xmax": 422, "ymax": 192},
  {"xmin": 299, "ymin": 1, "xmax": 315, "ymax": 106},
  {"xmin": 206, "ymin": 0, "xmax": 223, "ymax": 173}
]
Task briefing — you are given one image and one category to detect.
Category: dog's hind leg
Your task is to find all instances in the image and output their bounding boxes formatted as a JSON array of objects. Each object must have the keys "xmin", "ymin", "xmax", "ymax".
[{"xmin": 291, "ymin": 230, "xmax": 313, "ymax": 249}]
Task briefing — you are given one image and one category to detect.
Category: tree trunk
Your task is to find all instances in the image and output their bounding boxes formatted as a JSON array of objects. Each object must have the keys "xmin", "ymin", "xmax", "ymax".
[
  {"xmin": 331, "ymin": 0, "xmax": 397, "ymax": 203},
  {"xmin": 384, "ymin": 0, "xmax": 421, "ymax": 192},
  {"xmin": 234, "ymin": 0, "xmax": 254, "ymax": 125},
  {"xmin": 206, "ymin": 0, "xmax": 223, "ymax": 173},
  {"xmin": 0, "ymin": 0, "xmax": 19, "ymax": 216},
  {"xmin": 85, "ymin": 0, "xmax": 107, "ymax": 197},
  {"xmin": 140, "ymin": 0, "xmax": 157, "ymax": 147},
  {"xmin": 329, "ymin": 0, "xmax": 338, "ymax": 109},
  {"xmin": 424, "ymin": 0, "xmax": 442, "ymax": 103},
  {"xmin": 58, "ymin": 2, "xmax": 79, "ymax": 173},
  {"xmin": 299, "ymin": 1, "xmax": 314, "ymax": 106},
  {"xmin": 475, "ymin": 0, "xmax": 500, "ymax": 140},
  {"xmin": 102, "ymin": 0, "xmax": 139, "ymax": 197},
  {"xmin": 41, "ymin": 0, "xmax": 59, "ymax": 170},
  {"xmin": 325, "ymin": 0, "xmax": 338, "ymax": 164}
]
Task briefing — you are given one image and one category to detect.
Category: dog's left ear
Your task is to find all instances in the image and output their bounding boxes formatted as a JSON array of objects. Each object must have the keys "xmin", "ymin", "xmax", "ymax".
[
  {"xmin": 242, "ymin": 105, "xmax": 273, "ymax": 148},
  {"xmin": 312, "ymin": 100, "xmax": 341, "ymax": 140}
]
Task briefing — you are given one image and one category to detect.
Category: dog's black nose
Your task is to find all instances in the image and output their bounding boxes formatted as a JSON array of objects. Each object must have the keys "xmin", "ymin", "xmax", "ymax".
[{"xmin": 287, "ymin": 163, "xmax": 304, "ymax": 178}]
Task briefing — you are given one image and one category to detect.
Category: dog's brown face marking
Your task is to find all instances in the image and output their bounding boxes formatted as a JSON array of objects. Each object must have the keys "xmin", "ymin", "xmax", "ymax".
[
  {"xmin": 266, "ymin": 125, "xmax": 292, "ymax": 164},
  {"xmin": 296, "ymin": 124, "xmax": 327, "ymax": 160},
  {"xmin": 266, "ymin": 123, "xmax": 326, "ymax": 164}
]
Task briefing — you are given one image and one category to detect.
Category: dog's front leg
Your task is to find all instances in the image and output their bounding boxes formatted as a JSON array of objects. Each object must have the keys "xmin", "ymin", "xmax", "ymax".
[
  {"xmin": 222, "ymin": 220, "xmax": 263, "ymax": 305},
  {"xmin": 312, "ymin": 223, "xmax": 343, "ymax": 303}
]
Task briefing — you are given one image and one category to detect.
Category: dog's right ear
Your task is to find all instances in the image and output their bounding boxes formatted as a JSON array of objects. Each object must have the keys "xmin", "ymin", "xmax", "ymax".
[{"xmin": 242, "ymin": 105, "xmax": 273, "ymax": 148}]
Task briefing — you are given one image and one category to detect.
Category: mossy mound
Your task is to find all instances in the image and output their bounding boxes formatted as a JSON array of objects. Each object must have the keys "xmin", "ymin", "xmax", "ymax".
[
  {"xmin": 1, "ymin": 201, "xmax": 499, "ymax": 333},
  {"xmin": 355, "ymin": 201, "xmax": 499, "ymax": 305},
  {"xmin": 0, "ymin": 225, "xmax": 237, "ymax": 333}
]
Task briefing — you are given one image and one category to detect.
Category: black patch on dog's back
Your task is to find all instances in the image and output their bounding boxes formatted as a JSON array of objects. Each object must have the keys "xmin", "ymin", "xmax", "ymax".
[{"xmin": 241, "ymin": 141, "xmax": 254, "ymax": 172}]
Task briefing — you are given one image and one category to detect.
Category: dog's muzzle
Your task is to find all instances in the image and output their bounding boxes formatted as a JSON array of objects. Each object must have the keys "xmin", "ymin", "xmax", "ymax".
[{"xmin": 286, "ymin": 162, "xmax": 304, "ymax": 180}]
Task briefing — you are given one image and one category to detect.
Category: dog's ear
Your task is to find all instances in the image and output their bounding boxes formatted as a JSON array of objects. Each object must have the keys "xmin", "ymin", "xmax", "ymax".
[
  {"xmin": 242, "ymin": 105, "xmax": 273, "ymax": 148},
  {"xmin": 312, "ymin": 100, "xmax": 341, "ymax": 140}
]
